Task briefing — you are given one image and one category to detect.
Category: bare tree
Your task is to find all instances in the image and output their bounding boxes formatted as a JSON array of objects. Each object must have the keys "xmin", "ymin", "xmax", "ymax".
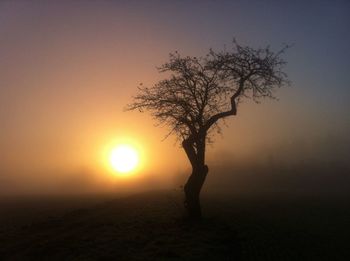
[{"xmin": 127, "ymin": 41, "xmax": 289, "ymax": 219}]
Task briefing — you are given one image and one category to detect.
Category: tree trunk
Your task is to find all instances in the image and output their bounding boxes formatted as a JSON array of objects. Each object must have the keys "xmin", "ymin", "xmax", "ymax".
[
  {"xmin": 184, "ymin": 164, "xmax": 208, "ymax": 220},
  {"xmin": 182, "ymin": 134, "xmax": 208, "ymax": 220}
]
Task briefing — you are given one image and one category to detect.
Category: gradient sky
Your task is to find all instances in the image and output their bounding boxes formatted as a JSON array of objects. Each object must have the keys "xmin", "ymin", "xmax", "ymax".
[{"xmin": 1, "ymin": 1, "xmax": 349, "ymax": 195}]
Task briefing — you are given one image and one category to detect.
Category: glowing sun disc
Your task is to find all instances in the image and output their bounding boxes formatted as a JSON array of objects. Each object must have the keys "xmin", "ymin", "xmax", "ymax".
[{"xmin": 109, "ymin": 145, "xmax": 139, "ymax": 173}]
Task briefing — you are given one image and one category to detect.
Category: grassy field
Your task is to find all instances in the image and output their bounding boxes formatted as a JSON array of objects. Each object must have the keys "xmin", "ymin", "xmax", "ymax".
[{"xmin": 0, "ymin": 191, "xmax": 349, "ymax": 260}]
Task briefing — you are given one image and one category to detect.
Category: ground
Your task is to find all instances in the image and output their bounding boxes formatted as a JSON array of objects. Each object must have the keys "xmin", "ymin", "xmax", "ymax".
[{"xmin": 0, "ymin": 191, "xmax": 349, "ymax": 260}]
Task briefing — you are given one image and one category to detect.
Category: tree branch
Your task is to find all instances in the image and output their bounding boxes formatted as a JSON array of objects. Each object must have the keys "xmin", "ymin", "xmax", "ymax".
[{"xmin": 203, "ymin": 81, "xmax": 243, "ymax": 131}]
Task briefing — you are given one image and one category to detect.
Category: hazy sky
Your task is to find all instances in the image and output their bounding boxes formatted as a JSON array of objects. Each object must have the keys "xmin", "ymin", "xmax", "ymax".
[{"xmin": 1, "ymin": 1, "xmax": 349, "ymax": 195}]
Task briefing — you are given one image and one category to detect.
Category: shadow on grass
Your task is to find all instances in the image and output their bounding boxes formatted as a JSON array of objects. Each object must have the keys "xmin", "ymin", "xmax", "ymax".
[{"xmin": 0, "ymin": 192, "xmax": 241, "ymax": 260}]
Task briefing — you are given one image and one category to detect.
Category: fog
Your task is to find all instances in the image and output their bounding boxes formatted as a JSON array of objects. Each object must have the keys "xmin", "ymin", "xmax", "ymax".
[
  {"xmin": 2, "ymin": 134, "xmax": 349, "ymax": 200},
  {"xmin": 1, "ymin": 1, "xmax": 349, "ymax": 199}
]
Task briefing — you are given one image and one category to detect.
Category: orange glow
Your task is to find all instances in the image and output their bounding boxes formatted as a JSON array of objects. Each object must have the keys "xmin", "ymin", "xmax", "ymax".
[
  {"xmin": 101, "ymin": 137, "xmax": 147, "ymax": 178},
  {"xmin": 110, "ymin": 145, "xmax": 139, "ymax": 174}
]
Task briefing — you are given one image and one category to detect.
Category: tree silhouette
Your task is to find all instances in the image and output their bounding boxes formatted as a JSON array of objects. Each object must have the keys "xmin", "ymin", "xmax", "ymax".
[{"xmin": 127, "ymin": 40, "xmax": 289, "ymax": 219}]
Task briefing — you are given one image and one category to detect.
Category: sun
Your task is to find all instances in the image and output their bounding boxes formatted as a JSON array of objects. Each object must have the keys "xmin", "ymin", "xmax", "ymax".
[{"xmin": 109, "ymin": 144, "xmax": 139, "ymax": 174}]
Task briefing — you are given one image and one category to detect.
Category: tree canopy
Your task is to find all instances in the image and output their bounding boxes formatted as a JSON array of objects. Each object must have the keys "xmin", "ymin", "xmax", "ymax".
[{"xmin": 127, "ymin": 41, "xmax": 289, "ymax": 143}]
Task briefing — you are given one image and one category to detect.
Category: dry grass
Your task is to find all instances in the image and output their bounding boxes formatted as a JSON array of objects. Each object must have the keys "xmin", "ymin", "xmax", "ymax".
[{"xmin": 0, "ymin": 191, "xmax": 349, "ymax": 260}]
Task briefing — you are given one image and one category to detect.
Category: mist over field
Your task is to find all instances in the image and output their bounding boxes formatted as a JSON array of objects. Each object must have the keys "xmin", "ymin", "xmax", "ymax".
[
  {"xmin": 2, "ymin": 135, "xmax": 349, "ymax": 198},
  {"xmin": 1, "ymin": 1, "xmax": 350, "ymax": 260}
]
